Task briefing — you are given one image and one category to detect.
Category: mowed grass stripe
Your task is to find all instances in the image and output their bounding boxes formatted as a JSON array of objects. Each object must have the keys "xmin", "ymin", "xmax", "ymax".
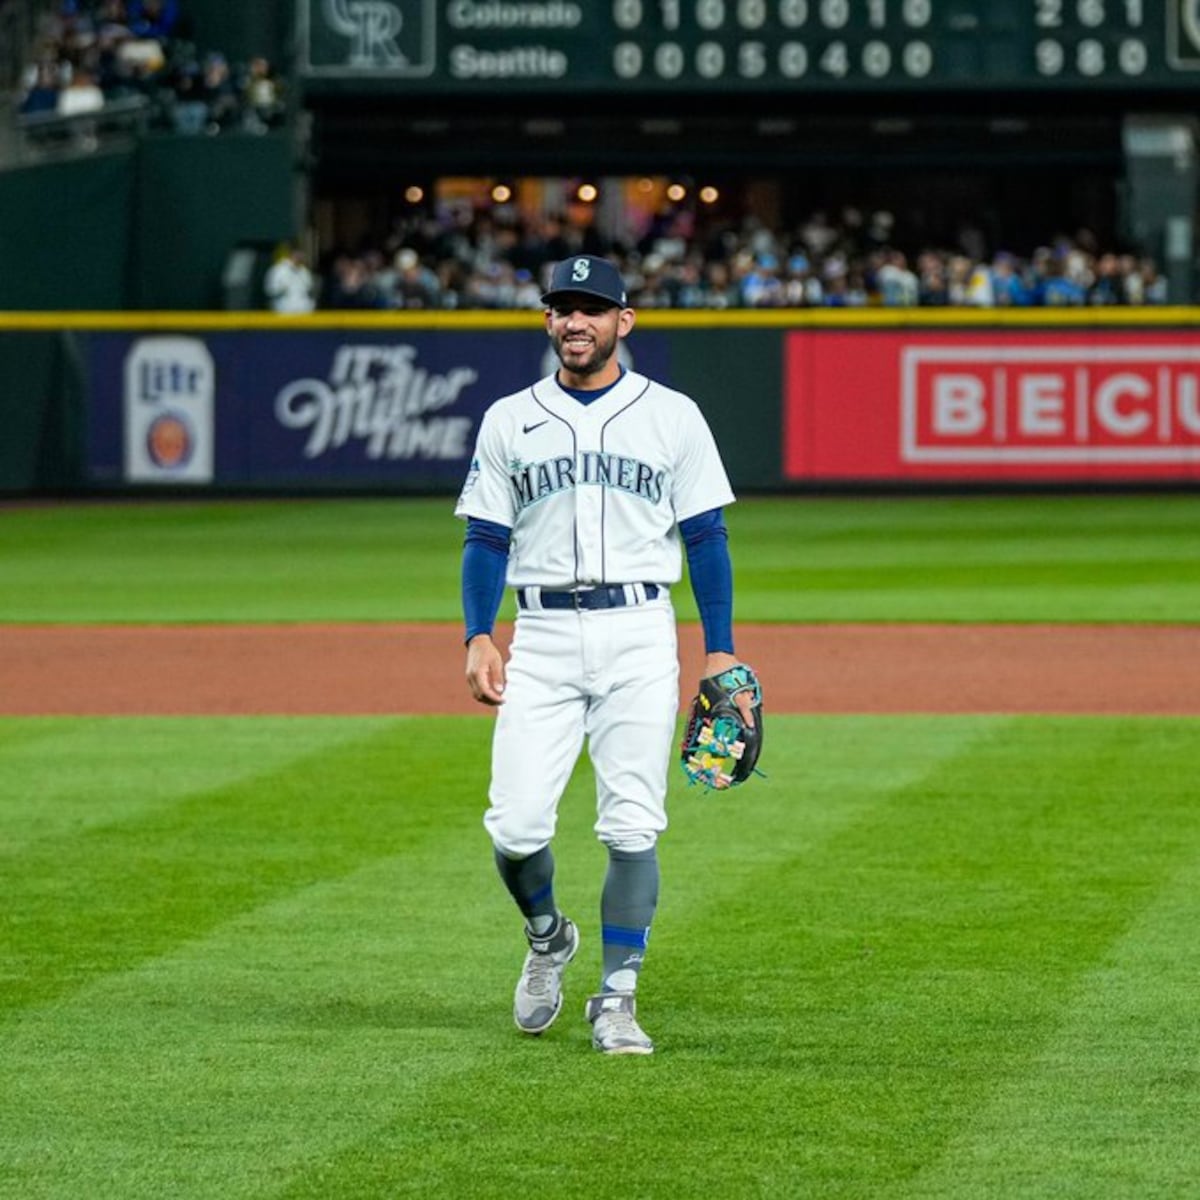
[
  {"xmin": 267, "ymin": 717, "xmax": 1196, "ymax": 1199},
  {"xmin": 734, "ymin": 567, "xmax": 1200, "ymax": 623},
  {"xmin": 652, "ymin": 717, "xmax": 1200, "ymax": 1196},
  {"xmin": 3, "ymin": 716, "xmax": 1199, "ymax": 1199},
  {"xmin": 0, "ymin": 718, "xmax": 385, "ymax": 850},
  {"xmin": 1, "ymin": 715, "xmax": 980, "ymax": 1200},
  {"xmin": 0, "ymin": 499, "xmax": 460, "ymax": 624},
  {"xmin": 896, "ymin": 844, "xmax": 1200, "ymax": 1200},
  {"xmin": 0, "ymin": 840, "xmax": 510, "ymax": 1199},
  {"xmin": 0, "ymin": 717, "xmax": 490, "ymax": 1014},
  {"xmin": 2, "ymin": 494, "xmax": 1199, "ymax": 622}
]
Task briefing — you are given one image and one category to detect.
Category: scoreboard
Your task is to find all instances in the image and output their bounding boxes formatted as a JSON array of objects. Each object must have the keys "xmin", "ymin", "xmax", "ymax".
[{"xmin": 299, "ymin": 0, "xmax": 1200, "ymax": 93}]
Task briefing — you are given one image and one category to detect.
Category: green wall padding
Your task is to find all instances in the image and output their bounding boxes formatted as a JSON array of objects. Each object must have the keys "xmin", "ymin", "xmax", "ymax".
[
  {"xmin": 0, "ymin": 153, "xmax": 134, "ymax": 310},
  {"xmin": 131, "ymin": 133, "xmax": 294, "ymax": 310}
]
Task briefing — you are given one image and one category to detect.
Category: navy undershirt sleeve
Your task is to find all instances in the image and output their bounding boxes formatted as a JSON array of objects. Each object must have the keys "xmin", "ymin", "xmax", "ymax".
[
  {"xmin": 462, "ymin": 517, "xmax": 511, "ymax": 643},
  {"xmin": 679, "ymin": 507, "xmax": 734, "ymax": 655}
]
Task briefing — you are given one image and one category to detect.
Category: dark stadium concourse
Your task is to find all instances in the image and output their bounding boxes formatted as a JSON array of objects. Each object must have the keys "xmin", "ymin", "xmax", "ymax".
[
  {"xmin": 305, "ymin": 95, "xmax": 1130, "ymax": 265},
  {"xmin": 171, "ymin": 0, "xmax": 1200, "ymax": 303},
  {"xmin": 6, "ymin": 0, "xmax": 1194, "ymax": 309}
]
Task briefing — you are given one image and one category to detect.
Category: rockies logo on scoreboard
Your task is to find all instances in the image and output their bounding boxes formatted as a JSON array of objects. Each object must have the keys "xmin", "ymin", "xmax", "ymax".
[
  {"xmin": 1169, "ymin": 0, "xmax": 1200, "ymax": 68},
  {"xmin": 302, "ymin": 0, "xmax": 435, "ymax": 75},
  {"xmin": 299, "ymin": 1, "xmax": 1200, "ymax": 91}
]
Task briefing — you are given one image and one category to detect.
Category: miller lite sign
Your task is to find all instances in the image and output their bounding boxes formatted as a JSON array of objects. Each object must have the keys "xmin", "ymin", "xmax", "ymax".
[{"xmin": 123, "ymin": 337, "xmax": 215, "ymax": 484}]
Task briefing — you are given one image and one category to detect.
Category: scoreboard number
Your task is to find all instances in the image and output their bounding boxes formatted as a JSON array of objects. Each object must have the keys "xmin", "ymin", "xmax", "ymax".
[{"xmin": 300, "ymin": 0, "xmax": 1200, "ymax": 93}]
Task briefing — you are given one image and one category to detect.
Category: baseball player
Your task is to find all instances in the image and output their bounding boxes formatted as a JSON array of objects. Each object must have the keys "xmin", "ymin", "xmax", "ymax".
[{"xmin": 455, "ymin": 254, "xmax": 751, "ymax": 1055}]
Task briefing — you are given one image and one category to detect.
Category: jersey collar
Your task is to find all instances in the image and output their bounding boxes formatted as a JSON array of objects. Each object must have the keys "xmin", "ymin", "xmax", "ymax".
[{"xmin": 536, "ymin": 368, "xmax": 646, "ymax": 419}]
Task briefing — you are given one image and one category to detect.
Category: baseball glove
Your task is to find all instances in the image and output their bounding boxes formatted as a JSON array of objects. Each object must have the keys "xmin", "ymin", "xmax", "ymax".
[{"xmin": 680, "ymin": 663, "xmax": 764, "ymax": 790}]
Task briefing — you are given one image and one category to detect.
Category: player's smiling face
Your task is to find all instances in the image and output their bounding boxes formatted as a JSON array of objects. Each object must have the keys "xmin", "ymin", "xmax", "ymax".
[{"xmin": 545, "ymin": 294, "xmax": 635, "ymax": 388}]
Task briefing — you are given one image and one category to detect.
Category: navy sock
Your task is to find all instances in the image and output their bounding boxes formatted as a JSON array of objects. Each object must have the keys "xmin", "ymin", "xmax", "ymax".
[{"xmin": 494, "ymin": 844, "xmax": 558, "ymax": 933}]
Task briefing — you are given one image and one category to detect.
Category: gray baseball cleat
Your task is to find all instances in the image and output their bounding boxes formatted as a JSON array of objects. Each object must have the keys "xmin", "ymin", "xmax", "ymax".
[
  {"xmin": 513, "ymin": 916, "xmax": 579, "ymax": 1034},
  {"xmin": 585, "ymin": 991, "xmax": 654, "ymax": 1055}
]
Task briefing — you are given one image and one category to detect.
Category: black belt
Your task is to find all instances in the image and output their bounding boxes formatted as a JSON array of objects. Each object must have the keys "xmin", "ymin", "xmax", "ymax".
[{"xmin": 518, "ymin": 583, "xmax": 660, "ymax": 611}]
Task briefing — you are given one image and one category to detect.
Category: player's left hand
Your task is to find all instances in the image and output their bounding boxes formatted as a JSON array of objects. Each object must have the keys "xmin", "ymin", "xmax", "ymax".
[
  {"xmin": 681, "ymin": 658, "xmax": 764, "ymax": 790},
  {"xmin": 703, "ymin": 651, "xmax": 756, "ymax": 728}
]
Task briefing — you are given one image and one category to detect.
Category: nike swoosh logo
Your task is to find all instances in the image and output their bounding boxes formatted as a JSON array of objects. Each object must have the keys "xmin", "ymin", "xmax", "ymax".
[{"xmin": 523, "ymin": 420, "xmax": 549, "ymax": 434}]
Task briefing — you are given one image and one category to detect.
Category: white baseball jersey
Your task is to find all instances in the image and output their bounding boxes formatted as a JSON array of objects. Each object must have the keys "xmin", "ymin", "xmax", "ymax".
[{"xmin": 455, "ymin": 370, "xmax": 735, "ymax": 588}]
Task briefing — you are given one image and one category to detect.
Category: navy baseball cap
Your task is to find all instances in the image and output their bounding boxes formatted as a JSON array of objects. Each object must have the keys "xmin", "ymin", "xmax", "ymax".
[{"xmin": 541, "ymin": 255, "xmax": 629, "ymax": 308}]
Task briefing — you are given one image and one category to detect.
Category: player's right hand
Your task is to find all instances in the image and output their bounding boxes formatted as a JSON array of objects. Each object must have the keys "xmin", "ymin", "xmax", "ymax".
[{"xmin": 465, "ymin": 634, "xmax": 506, "ymax": 706}]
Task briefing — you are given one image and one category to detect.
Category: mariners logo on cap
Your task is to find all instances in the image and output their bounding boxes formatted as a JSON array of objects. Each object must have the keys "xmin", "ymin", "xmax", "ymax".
[{"xmin": 542, "ymin": 254, "xmax": 628, "ymax": 306}]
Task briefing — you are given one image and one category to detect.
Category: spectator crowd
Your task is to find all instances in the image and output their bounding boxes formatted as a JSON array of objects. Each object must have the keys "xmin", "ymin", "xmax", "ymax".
[
  {"xmin": 284, "ymin": 203, "xmax": 1169, "ymax": 314},
  {"xmin": 16, "ymin": 0, "xmax": 285, "ymax": 140},
  {"xmin": 14, "ymin": 3, "xmax": 1170, "ymax": 312}
]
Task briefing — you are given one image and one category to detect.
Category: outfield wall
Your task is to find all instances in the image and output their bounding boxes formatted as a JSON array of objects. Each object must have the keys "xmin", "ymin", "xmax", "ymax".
[
  {"xmin": 2, "ymin": 309, "xmax": 1199, "ymax": 494},
  {"xmin": 0, "ymin": 136, "xmax": 294, "ymax": 313}
]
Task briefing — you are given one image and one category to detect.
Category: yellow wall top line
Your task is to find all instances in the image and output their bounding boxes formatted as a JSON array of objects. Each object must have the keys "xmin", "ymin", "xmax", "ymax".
[{"xmin": 2, "ymin": 307, "xmax": 1200, "ymax": 332}]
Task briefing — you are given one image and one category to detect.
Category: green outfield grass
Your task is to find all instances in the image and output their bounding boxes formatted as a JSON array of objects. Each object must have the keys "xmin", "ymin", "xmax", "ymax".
[
  {"xmin": 1, "ymin": 493, "xmax": 1198, "ymax": 622},
  {"xmin": 2, "ymin": 714, "xmax": 1199, "ymax": 1199},
  {"xmin": 3, "ymin": 493, "xmax": 1197, "ymax": 1197}
]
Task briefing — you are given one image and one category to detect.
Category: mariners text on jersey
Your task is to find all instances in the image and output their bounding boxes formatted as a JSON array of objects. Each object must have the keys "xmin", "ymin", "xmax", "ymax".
[
  {"xmin": 455, "ymin": 369, "xmax": 735, "ymax": 590},
  {"xmin": 510, "ymin": 451, "xmax": 667, "ymax": 510}
]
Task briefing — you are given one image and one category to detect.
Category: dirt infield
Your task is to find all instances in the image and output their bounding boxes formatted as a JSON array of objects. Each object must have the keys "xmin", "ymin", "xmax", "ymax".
[{"xmin": 2, "ymin": 623, "xmax": 1195, "ymax": 715}]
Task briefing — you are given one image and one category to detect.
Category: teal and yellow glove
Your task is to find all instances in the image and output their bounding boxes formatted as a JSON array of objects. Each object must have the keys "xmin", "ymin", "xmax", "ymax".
[{"xmin": 680, "ymin": 664, "xmax": 764, "ymax": 790}]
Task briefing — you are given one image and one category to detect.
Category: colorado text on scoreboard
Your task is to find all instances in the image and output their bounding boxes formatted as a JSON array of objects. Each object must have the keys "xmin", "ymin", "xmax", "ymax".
[
  {"xmin": 299, "ymin": 1, "xmax": 1200, "ymax": 91},
  {"xmin": 785, "ymin": 330, "xmax": 1200, "ymax": 481}
]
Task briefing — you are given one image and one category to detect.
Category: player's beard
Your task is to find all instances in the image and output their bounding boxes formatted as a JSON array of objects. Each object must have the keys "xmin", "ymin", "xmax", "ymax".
[{"xmin": 551, "ymin": 326, "xmax": 618, "ymax": 378}]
